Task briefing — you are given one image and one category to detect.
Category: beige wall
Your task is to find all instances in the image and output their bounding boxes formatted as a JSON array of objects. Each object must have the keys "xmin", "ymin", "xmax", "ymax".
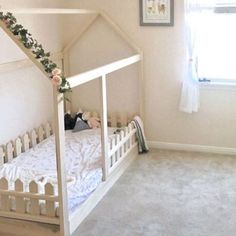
[
  {"xmin": 1, "ymin": 0, "xmax": 235, "ymax": 148},
  {"xmin": 67, "ymin": 16, "xmax": 139, "ymax": 115},
  {"xmin": 66, "ymin": 0, "xmax": 236, "ymax": 148},
  {"xmin": 0, "ymin": 0, "xmax": 64, "ymax": 144}
]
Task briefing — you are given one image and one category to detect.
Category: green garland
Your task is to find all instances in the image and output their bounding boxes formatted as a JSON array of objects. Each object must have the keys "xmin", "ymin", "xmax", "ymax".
[{"xmin": 0, "ymin": 12, "xmax": 71, "ymax": 94}]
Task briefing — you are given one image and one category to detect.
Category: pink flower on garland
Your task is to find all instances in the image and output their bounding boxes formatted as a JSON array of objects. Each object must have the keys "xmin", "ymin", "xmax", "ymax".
[
  {"xmin": 52, "ymin": 75, "xmax": 62, "ymax": 86},
  {"xmin": 3, "ymin": 19, "xmax": 10, "ymax": 27},
  {"xmin": 52, "ymin": 68, "xmax": 62, "ymax": 76}
]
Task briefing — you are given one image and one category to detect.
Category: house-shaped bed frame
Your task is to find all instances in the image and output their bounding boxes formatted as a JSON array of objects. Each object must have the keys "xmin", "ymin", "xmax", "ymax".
[{"xmin": 0, "ymin": 8, "xmax": 144, "ymax": 236}]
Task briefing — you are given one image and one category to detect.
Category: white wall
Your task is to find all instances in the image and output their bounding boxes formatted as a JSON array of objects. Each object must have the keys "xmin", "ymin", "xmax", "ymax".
[
  {"xmin": 0, "ymin": 0, "xmax": 64, "ymax": 144},
  {"xmin": 65, "ymin": 0, "xmax": 236, "ymax": 148}
]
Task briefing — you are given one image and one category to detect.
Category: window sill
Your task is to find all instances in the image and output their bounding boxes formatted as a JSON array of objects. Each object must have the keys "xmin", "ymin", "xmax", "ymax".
[{"xmin": 199, "ymin": 81, "xmax": 236, "ymax": 90}]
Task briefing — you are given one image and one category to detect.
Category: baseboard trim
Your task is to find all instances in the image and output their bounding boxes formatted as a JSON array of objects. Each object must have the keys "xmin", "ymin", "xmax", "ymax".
[{"xmin": 148, "ymin": 141, "xmax": 236, "ymax": 156}]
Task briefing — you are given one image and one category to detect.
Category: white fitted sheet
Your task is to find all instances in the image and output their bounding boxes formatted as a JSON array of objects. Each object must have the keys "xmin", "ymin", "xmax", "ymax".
[{"xmin": 0, "ymin": 128, "xmax": 116, "ymax": 214}]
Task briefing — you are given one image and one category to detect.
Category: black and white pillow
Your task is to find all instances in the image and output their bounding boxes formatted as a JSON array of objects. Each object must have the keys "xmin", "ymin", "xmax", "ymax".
[
  {"xmin": 72, "ymin": 117, "xmax": 90, "ymax": 133},
  {"xmin": 64, "ymin": 113, "xmax": 76, "ymax": 130}
]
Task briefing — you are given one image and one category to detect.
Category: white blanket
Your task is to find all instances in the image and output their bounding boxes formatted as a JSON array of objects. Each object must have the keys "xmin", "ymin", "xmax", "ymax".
[{"xmin": 0, "ymin": 128, "xmax": 116, "ymax": 213}]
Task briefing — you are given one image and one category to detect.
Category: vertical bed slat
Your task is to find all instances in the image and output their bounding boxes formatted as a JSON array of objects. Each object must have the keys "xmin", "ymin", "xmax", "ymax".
[
  {"xmin": 22, "ymin": 133, "xmax": 30, "ymax": 152},
  {"xmin": 50, "ymin": 122, "xmax": 54, "ymax": 135},
  {"xmin": 130, "ymin": 123, "xmax": 136, "ymax": 145},
  {"xmin": 0, "ymin": 146, "xmax": 5, "ymax": 165},
  {"xmin": 110, "ymin": 113, "xmax": 117, "ymax": 127},
  {"xmin": 44, "ymin": 123, "xmax": 52, "ymax": 138},
  {"xmin": 45, "ymin": 183, "xmax": 56, "ymax": 217},
  {"xmin": 111, "ymin": 138, "xmax": 116, "ymax": 167},
  {"xmin": 117, "ymin": 114, "xmax": 122, "ymax": 128},
  {"xmin": 115, "ymin": 134, "xmax": 120, "ymax": 161},
  {"xmin": 0, "ymin": 178, "xmax": 10, "ymax": 211},
  {"xmin": 29, "ymin": 181, "xmax": 40, "ymax": 215},
  {"xmin": 6, "ymin": 142, "xmax": 14, "ymax": 162},
  {"xmin": 30, "ymin": 130, "xmax": 37, "ymax": 148},
  {"xmin": 15, "ymin": 179, "xmax": 25, "ymax": 213},
  {"xmin": 124, "ymin": 127, "xmax": 129, "ymax": 153},
  {"xmin": 120, "ymin": 130, "xmax": 125, "ymax": 157},
  {"xmin": 38, "ymin": 126, "xmax": 45, "ymax": 143},
  {"xmin": 132, "ymin": 132, "xmax": 136, "ymax": 145},
  {"xmin": 120, "ymin": 113, "xmax": 128, "ymax": 127},
  {"xmin": 128, "ymin": 123, "xmax": 133, "ymax": 148},
  {"xmin": 14, "ymin": 138, "xmax": 22, "ymax": 157},
  {"xmin": 109, "ymin": 141, "xmax": 112, "ymax": 167}
]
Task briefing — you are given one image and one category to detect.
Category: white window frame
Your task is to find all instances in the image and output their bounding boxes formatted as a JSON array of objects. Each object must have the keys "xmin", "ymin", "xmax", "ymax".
[{"xmin": 197, "ymin": 3, "xmax": 236, "ymax": 86}]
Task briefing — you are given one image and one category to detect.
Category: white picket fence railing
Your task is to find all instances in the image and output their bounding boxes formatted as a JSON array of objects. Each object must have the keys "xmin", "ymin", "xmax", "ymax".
[
  {"xmin": 0, "ymin": 178, "xmax": 59, "ymax": 214},
  {"xmin": 0, "ymin": 123, "xmax": 53, "ymax": 165},
  {"xmin": 0, "ymin": 114, "xmax": 137, "ymax": 225},
  {"xmin": 108, "ymin": 123, "xmax": 137, "ymax": 173}
]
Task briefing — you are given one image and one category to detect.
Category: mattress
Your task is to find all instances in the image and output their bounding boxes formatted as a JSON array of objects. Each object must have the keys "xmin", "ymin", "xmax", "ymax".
[{"xmin": 0, "ymin": 128, "xmax": 116, "ymax": 214}]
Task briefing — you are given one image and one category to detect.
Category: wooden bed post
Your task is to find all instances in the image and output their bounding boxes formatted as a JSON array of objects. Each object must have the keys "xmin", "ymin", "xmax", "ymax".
[
  {"xmin": 139, "ymin": 52, "xmax": 145, "ymax": 121},
  {"xmin": 100, "ymin": 74, "xmax": 109, "ymax": 181},
  {"xmin": 53, "ymin": 87, "xmax": 70, "ymax": 236},
  {"xmin": 62, "ymin": 53, "xmax": 71, "ymax": 113}
]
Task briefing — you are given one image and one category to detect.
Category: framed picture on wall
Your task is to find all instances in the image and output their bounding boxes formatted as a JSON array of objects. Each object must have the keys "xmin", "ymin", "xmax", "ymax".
[{"xmin": 140, "ymin": 0, "xmax": 174, "ymax": 26}]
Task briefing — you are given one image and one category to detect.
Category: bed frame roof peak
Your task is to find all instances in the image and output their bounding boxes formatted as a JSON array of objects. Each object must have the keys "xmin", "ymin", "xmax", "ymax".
[
  {"xmin": 0, "ymin": 7, "xmax": 140, "ymax": 54},
  {"xmin": 0, "ymin": 8, "xmax": 142, "ymax": 77},
  {"xmin": 62, "ymin": 11, "xmax": 142, "ymax": 55}
]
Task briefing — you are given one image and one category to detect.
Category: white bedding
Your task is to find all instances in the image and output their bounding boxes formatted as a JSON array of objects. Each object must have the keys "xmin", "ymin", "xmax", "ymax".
[{"xmin": 0, "ymin": 128, "xmax": 116, "ymax": 214}]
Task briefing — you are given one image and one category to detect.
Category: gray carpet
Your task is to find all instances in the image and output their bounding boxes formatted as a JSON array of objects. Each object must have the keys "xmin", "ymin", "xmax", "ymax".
[{"xmin": 74, "ymin": 149, "xmax": 236, "ymax": 236}]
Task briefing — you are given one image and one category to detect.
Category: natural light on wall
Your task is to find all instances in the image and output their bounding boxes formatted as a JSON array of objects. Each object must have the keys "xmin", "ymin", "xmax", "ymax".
[{"xmin": 197, "ymin": 1, "xmax": 236, "ymax": 83}]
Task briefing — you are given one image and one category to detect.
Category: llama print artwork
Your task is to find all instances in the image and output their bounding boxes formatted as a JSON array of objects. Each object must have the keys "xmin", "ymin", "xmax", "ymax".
[
  {"xmin": 140, "ymin": 0, "xmax": 173, "ymax": 26},
  {"xmin": 147, "ymin": 0, "xmax": 166, "ymax": 15},
  {"xmin": 158, "ymin": 0, "xmax": 166, "ymax": 14}
]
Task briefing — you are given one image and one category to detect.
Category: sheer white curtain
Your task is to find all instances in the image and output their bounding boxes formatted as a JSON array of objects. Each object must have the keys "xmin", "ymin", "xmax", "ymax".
[{"xmin": 179, "ymin": 0, "xmax": 216, "ymax": 113}]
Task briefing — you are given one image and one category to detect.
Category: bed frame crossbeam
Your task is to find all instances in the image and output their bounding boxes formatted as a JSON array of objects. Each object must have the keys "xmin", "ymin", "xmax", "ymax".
[
  {"xmin": 67, "ymin": 54, "xmax": 141, "ymax": 88},
  {"xmin": 0, "ymin": 8, "xmax": 97, "ymax": 14},
  {"xmin": 0, "ymin": 190, "xmax": 59, "ymax": 201},
  {"xmin": 0, "ymin": 211, "xmax": 60, "ymax": 225}
]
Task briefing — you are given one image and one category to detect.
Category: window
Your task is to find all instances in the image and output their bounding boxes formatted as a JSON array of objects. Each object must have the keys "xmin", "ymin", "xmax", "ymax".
[{"xmin": 197, "ymin": 1, "xmax": 236, "ymax": 84}]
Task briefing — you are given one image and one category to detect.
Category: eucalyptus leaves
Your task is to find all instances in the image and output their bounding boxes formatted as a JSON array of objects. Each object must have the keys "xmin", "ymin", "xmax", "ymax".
[{"xmin": 0, "ymin": 12, "xmax": 71, "ymax": 93}]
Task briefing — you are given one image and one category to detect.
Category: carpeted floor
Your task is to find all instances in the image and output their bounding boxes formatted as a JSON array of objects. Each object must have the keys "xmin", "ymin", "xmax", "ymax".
[{"xmin": 74, "ymin": 149, "xmax": 236, "ymax": 236}]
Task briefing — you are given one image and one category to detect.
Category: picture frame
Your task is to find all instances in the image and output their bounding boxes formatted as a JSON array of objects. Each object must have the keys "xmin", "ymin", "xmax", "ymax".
[{"xmin": 140, "ymin": 0, "xmax": 174, "ymax": 26}]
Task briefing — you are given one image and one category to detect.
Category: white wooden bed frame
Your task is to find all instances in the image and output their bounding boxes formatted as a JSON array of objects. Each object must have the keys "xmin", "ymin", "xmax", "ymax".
[{"xmin": 0, "ymin": 8, "xmax": 144, "ymax": 236}]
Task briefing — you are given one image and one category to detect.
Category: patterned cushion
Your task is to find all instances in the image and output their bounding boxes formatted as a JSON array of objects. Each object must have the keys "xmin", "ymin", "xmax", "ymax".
[{"xmin": 72, "ymin": 118, "xmax": 90, "ymax": 133}]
